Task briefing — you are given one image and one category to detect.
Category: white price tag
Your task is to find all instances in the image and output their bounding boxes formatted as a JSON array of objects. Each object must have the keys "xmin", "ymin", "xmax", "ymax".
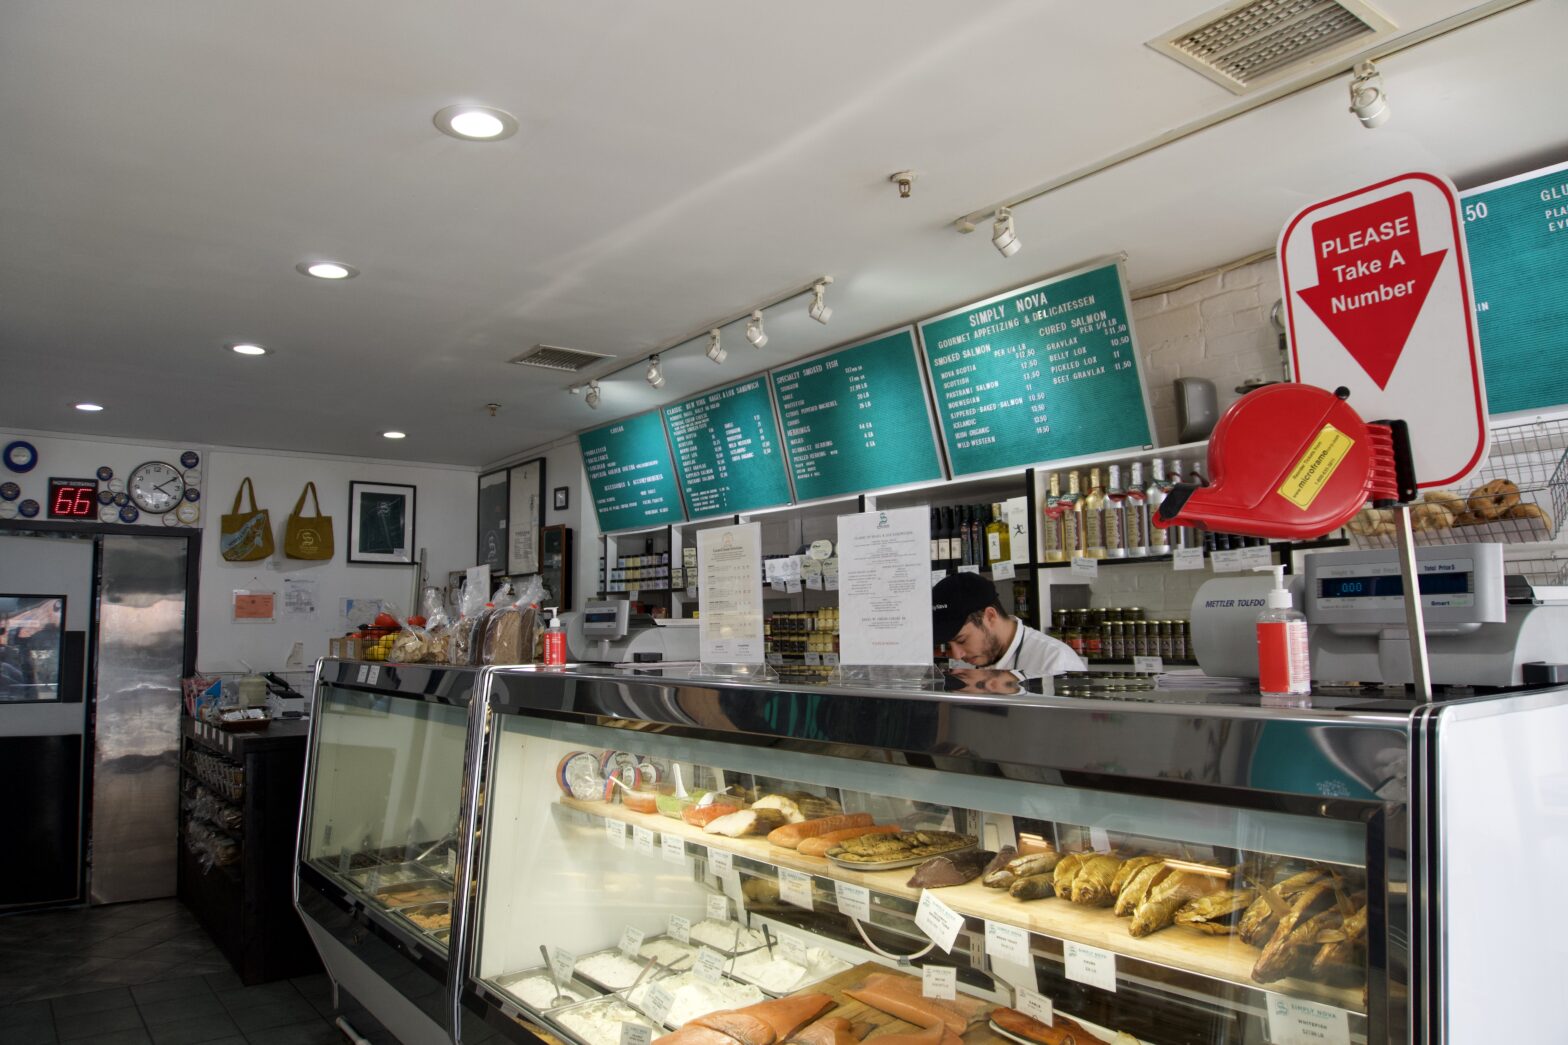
[
  {"xmin": 706, "ymin": 894, "xmax": 730, "ymax": 922},
  {"xmin": 824, "ymin": 652, "xmax": 840, "ymax": 666},
  {"xmin": 823, "ymin": 559, "xmax": 838, "ymax": 591},
  {"xmin": 914, "ymin": 890, "xmax": 965, "ymax": 954},
  {"xmin": 1016, "ymin": 988, "xmax": 1053, "ymax": 1027},
  {"xmin": 1133, "ymin": 655, "xmax": 1163, "ymax": 673},
  {"xmin": 805, "ymin": 652, "xmax": 821, "ymax": 666},
  {"xmin": 551, "ymin": 948, "xmax": 577, "ymax": 985},
  {"xmin": 836, "ymin": 881, "xmax": 871, "ymax": 921},
  {"xmin": 621, "ymin": 1023, "xmax": 653, "ymax": 1045},
  {"xmin": 779, "ymin": 868, "xmax": 814, "ymax": 910},
  {"xmin": 779, "ymin": 934, "xmax": 809, "ymax": 968},
  {"xmin": 992, "ymin": 560, "xmax": 1016, "ymax": 581},
  {"xmin": 667, "ymin": 915, "xmax": 691, "ymax": 944},
  {"xmin": 786, "ymin": 578, "xmax": 803, "ymax": 594},
  {"xmin": 958, "ymin": 564, "xmax": 980, "ymax": 575},
  {"xmin": 1210, "ymin": 548, "xmax": 1244, "ymax": 573},
  {"xmin": 1070, "ymin": 556, "xmax": 1099, "ymax": 580},
  {"xmin": 356, "ymin": 665, "xmax": 369, "ymax": 682},
  {"xmin": 365, "ymin": 665, "xmax": 380, "ymax": 685},
  {"xmin": 662, "ymin": 833, "xmax": 686, "ymax": 865},
  {"xmin": 606, "ymin": 819, "xmax": 628, "ymax": 850},
  {"xmin": 633, "ymin": 825, "xmax": 655, "ymax": 856},
  {"xmin": 1240, "ymin": 544, "xmax": 1274, "ymax": 569},
  {"xmin": 921, "ymin": 965, "xmax": 956, "ymax": 1000},
  {"xmin": 708, "ymin": 847, "xmax": 732, "ymax": 875},
  {"xmin": 687, "ymin": 586, "xmax": 698, "ymax": 599},
  {"xmin": 619, "ymin": 925, "xmax": 646, "ymax": 958},
  {"xmin": 1064, "ymin": 941, "xmax": 1116, "ymax": 992},
  {"xmin": 984, "ymin": 920, "xmax": 1031, "ymax": 967},
  {"xmin": 772, "ymin": 579, "xmax": 787, "ymax": 592},
  {"xmin": 767, "ymin": 653, "xmax": 785, "ymax": 666},
  {"xmin": 1173, "ymin": 546, "xmax": 1206, "ymax": 571},
  {"xmin": 931, "ymin": 569, "xmax": 947, "ymax": 585},
  {"xmin": 641, "ymin": 984, "xmax": 675, "ymax": 1026},
  {"xmin": 806, "ymin": 574, "xmax": 824, "ymax": 591},
  {"xmin": 694, "ymin": 947, "xmax": 726, "ymax": 985},
  {"xmin": 1266, "ymin": 996, "xmax": 1350, "ymax": 1045}
]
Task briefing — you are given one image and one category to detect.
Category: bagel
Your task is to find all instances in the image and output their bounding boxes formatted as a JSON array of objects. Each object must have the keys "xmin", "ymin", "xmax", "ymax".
[
  {"xmin": 1450, "ymin": 511, "xmax": 1484, "ymax": 527},
  {"xmin": 1422, "ymin": 489, "xmax": 1466, "ymax": 513},
  {"xmin": 1506, "ymin": 502, "xmax": 1552, "ymax": 531},
  {"xmin": 1468, "ymin": 479, "xmax": 1520, "ymax": 519},
  {"xmin": 1411, "ymin": 501, "xmax": 1453, "ymax": 531},
  {"xmin": 1347, "ymin": 507, "xmax": 1393, "ymax": 536}
]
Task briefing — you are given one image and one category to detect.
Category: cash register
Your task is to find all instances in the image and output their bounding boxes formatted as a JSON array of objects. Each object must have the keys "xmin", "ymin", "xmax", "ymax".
[{"xmin": 562, "ymin": 599, "xmax": 699, "ymax": 664}]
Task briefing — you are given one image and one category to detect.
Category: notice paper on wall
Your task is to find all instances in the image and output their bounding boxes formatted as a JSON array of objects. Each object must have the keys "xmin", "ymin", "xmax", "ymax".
[
  {"xmin": 282, "ymin": 577, "xmax": 317, "ymax": 617},
  {"xmin": 697, "ymin": 523, "xmax": 766, "ymax": 664},
  {"xmin": 233, "ymin": 590, "xmax": 275, "ymax": 623},
  {"xmin": 837, "ymin": 507, "xmax": 934, "ymax": 665}
]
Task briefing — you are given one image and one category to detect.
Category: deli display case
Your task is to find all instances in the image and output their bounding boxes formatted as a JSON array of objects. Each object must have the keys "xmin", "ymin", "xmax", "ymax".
[{"xmin": 453, "ymin": 665, "xmax": 1568, "ymax": 1045}]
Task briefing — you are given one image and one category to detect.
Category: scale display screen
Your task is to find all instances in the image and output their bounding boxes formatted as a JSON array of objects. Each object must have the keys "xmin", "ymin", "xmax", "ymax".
[
  {"xmin": 1319, "ymin": 572, "xmax": 1472, "ymax": 599},
  {"xmin": 47, "ymin": 477, "xmax": 99, "ymax": 519}
]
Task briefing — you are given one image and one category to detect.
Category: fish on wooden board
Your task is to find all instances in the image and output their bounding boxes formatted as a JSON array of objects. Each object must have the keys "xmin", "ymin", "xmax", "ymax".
[
  {"xmin": 1174, "ymin": 888, "xmax": 1257, "ymax": 935},
  {"xmin": 1069, "ymin": 855, "xmax": 1124, "ymax": 907},
  {"xmin": 1130, "ymin": 870, "xmax": 1225, "ymax": 938},
  {"xmin": 1009, "ymin": 874, "xmax": 1057, "ymax": 901},
  {"xmin": 1237, "ymin": 869, "xmax": 1324, "ymax": 946},
  {"xmin": 1051, "ymin": 853, "xmax": 1088, "ymax": 899},
  {"xmin": 991, "ymin": 1006, "xmax": 1113, "ymax": 1045},
  {"xmin": 980, "ymin": 846, "xmax": 1018, "ymax": 888},
  {"xmin": 907, "ymin": 849, "xmax": 994, "ymax": 888},
  {"xmin": 1252, "ymin": 881, "xmax": 1338, "ymax": 982},
  {"xmin": 1113, "ymin": 860, "xmax": 1169, "ymax": 917}
]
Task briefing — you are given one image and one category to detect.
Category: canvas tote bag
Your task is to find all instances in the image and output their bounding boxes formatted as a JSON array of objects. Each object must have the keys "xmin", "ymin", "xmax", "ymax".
[
  {"xmin": 283, "ymin": 481, "xmax": 335, "ymax": 560},
  {"xmin": 220, "ymin": 477, "xmax": 274, "ymax": 561}
]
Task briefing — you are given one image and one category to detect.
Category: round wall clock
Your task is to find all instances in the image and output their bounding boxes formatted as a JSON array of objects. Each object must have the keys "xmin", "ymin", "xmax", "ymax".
[
  {"xmin": 18, "ymin": 499, "xmax": 40, "ymax": 518},
  {"xmin": 4, "ymin": 441, "xmax": 38, "ymax": 474},
  {"xmin": 118, "ymin": 504, "xmax": 140, "ymax": 524},
  {"xmin": 128, "ymin": 461, "xmax": 184, "ymax": 514},
  {"xmin": 0, "ymin": 482, "xmax": 18, "ymax": 501}
]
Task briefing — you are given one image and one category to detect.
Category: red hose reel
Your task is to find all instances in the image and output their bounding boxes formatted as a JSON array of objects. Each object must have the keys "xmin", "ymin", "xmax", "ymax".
[{"xmin": 1154, "ymin": 382, "xmax": 1413, "ymax": 541}]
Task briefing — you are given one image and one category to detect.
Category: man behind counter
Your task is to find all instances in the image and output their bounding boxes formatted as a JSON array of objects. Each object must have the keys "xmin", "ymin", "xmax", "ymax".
[{"xmin": 932, "ymin": 572, "xmax": 1085, "ymax": 676}]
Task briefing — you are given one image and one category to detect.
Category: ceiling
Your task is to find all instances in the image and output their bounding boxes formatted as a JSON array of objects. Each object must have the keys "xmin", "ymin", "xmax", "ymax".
[{"xmin": 2, "ymin": 1, "xmax": 1564, "ymax": 468}]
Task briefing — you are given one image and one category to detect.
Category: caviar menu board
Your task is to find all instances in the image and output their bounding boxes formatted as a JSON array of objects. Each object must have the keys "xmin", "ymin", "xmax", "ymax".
[
  {"xmin": 578, "ymin": 411, "xmax": 685, "ymax": 532},
  {"xmin": 1461, "ymin": 159, "xmax": 1568, "ymax": 415},
  {"xmin": 663, "ymin": 377, "xmax": 792, "ymax": 518},
  {"xmin": 769, "ymin": 329, "xmax": 945, "ymax": 502},
  {"xmin": 917, "ymin": 260, "xmax": 1153, "ymax": 477}
]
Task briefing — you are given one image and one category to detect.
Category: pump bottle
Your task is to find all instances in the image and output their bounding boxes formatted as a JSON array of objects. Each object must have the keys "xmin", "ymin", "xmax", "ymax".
[
  {"xmin": 1254, "ymin": 567, "xmax": 1309, "ymax": 696},
  {"xmin": 541, "ymin": 607, "xmax": 567, "ymax": 666}
]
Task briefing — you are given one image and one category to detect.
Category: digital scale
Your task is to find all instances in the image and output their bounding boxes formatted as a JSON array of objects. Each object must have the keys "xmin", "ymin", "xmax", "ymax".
[{"xmin": 564, "ymin": 599, "xmax": 699, "ymax": 664}]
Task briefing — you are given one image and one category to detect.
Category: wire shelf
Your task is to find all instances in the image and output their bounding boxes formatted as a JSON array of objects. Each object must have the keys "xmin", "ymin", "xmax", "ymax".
[{"xmin": 1504, "ymin": 551, "xmax": 1568, "ymax": 590}]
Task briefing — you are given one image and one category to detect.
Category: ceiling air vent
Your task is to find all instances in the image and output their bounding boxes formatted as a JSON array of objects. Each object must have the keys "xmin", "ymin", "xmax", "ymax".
[
  {"xmin": 1149, "ymin": 0, "xmax": 1395, "ymax": 94},
  {"xmin": 507, "ymin": 344, "xmax": 612, "ymax": 373}
]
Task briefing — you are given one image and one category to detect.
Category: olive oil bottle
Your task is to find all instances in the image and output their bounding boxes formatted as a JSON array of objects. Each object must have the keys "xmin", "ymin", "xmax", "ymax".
[
  {"xmin": 1062, "ymin": 470, "xmax": 1086, "ymax": 558},
  {"xmin": 1125, "ymin": 460, "xmax": 1150, "ymax": 557},
  {"xmin": 1104, "ymin": 464, "xmax": 1128, "ymax": 559},
  {"xmin": 985, "ymin": 502, "xmax": 1010, "ymax": 565},
  {"xmin": 1145, "ymin": 458, "xmax": 1171, "ymax": 554},
  {"xmin": 1082, "ymin": 466, "xmax": 1109, "ymax": 559},
  {"xmin": 1041, "ymin": 473, "xmax": 1068, "ymax": 562}
]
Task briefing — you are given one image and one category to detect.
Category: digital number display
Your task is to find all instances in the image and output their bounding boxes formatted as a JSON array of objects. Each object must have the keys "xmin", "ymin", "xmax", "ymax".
[
  {"xmin": 1319, "ymin": 572, "xmax": 1471, "ymax": 599},
  {"xmin": 47, "ymin": 477, "xmax": 100, "ymax": 519}
]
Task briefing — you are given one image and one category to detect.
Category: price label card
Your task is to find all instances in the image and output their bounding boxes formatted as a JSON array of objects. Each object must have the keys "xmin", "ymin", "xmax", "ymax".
[
  {"xmin": 1133, "ymin": 655, "xmax": 1163, "ymax": 673},
  {"xmin": 823, "ymin": 559, "xmax": 839, "ymax": 591},
  {"xmin": 619, "ymin": 926, "xmax": 646, "ymax": 958},
  {"xmin": 931, "ymin": 569, "xmax": 947, "ymax": 585},
  {"xmin": 621, "ymin": 1023, "xmax": 653, "ymax": 1045},
  {"xmin": 915, "ymin": 890, "xmax": 964, "ymax": 953},
  {"xmin": 1173, "ymin": 546, "xmax": 1206, "ymax": 571},
  {"xmin": 786, "ymin": 578, "xmax": 803, "ymax": 594},
  {"xmin": 365, "ymin": 665, "xmax": 381, "ymax": 685},
  {"xmin": 772, "ymin": 579, "xmax": 787, "ymax": 592},
  {"xmin": 1070, "ymin": 556, "xmax": 1099, "ymax": 580},
  {"xmin": 921, "ymin": 965, "xmax": 956, "ymax": 1000},
  {"xmin": 779, "ymin": 868, "xmax": 814, "ymax": 910},
  {"xmin": 707, "ymin": 894, "xmax": 730, "ymax": 922},
  {"xmin": 708, "ymin": 847, "xmax": 733, "ymax": 875},
  {"xmin": 662, "ymin": 833, "xmax": 686, "ymax": 865},
  {"xmin": 633, "ymin": 825, "xmax": 656, "ymax": 856},
  {"xmin": 779, "ymin": 934, "xmax": 809, "ymax": 968},
  {"xmin": 805, "ymin": 652, "xmax": 821, "ymax": 666},
  {"xmin": 1064, "ymin": 941, "xmax": 1116, "ymax": 992},
  {"xmin": 1266, "ymin": 996, "xmax": 1350, "ymax": 1045},
  {"xmin": 824, "ymin": 652, "xmax": 840, "ymax": 666},
  {"xmin": 641, "ymin": 984, "xmax": 675, "ymax": 1026},
  {"xmin": 958, "ymin": 564, "xmax": 980, "ymax": 574},
  {"xmin": 836, "ymin": 881, "xmax": 871, "ymax": 921},
  {"xmin": 667, "ymin": 915, "xmax": 691, "ymax": 944},
  {"xmin": 984, "ymin": 920, "xmax": 1031, "ymax": 967},
  {"xmin": 1016, "ymin": 988, "xmax": 1053, "ymax": 1026},
  {"xmin": 1240, "ymin": 544, "xmax": 1274, "ymax": 569},
  {"xmin": 1210, "ymin": 548, "xmax": 1244, "ymax": 573},
  {"xmin": 356, "ymin": 665, "xmax": 369, "ymax": 683},
  {"xmin": 992, "ymin": 560, "xmax": 1016, "ymax": 581},
  {"xmin": 806, "ymin": 574, "xmax": 824, "ymax": 591},
  {"xmin": 607, "ymin": 819, "xmax": 628, "ymax": 850},
  {"xmin": 551, "ymin": 948, "xmax": 577, "ymax": 984},
  {"xmin": 687, "ymin": 586, "xmax": 699, "ymax": 599},
  {"xmin": 694, "ymin": 946, "xmax": 726, "ymax": 985},
  {"xmin": 767, "ymin": 652, "xmax": 785, "ymax": 666}
]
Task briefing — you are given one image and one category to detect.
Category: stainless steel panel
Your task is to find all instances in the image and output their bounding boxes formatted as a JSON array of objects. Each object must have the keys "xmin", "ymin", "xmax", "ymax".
[{"xmin": 91, "ymin": 534, "xmax": 187, "ymax": 903}]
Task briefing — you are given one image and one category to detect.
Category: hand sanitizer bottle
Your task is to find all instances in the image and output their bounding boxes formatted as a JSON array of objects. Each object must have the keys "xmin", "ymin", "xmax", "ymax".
[{"xmin": 1254, "ymin": 567, "xmax": 1309, "ymax": 696}]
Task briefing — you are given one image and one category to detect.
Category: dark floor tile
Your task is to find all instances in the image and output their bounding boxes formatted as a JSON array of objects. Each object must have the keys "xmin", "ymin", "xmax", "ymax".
[
  {"xmin": 136, "ymin": 994, "xmax": 224, "ymax": 1028},
  {"xmin": 240, "ymin": 1020, "xmax": 343, "ymax": 1045},
  {"xmin": 79, "ymin": 1031, "xmax": 151, "ymax": 1045},
  {"xmin": 144, "ymin": 1013, "xmax": 239, "ymax": 1045},
  {"xmin": 55, "ymin": 1004, "xmax": 143, "ymax": 1041},
  {"xmin": 49, "ymin": 986, "xmax": 133, "ymax": 1016},
  {"xmin": 0, "ymin": 1020, "xmax": 56, "ymax": 1045},
  {"xmin": 227, "ymin": 997, "xmax": 319, "ymax": 1034},
  {"xmin": 80, "ymin": 935, "xmax": 164, "ymax": 959},
  {"xmin": 199, "ymin": 971, "xmax": 242, "ymax": 994},
  {"xmin": 130, "ymin": 976, "xmax": 213, "ymax": 1005},
  {"xmin": 0, "ymin": 1001, "xmax": 53, "ymax": 1023},
  {"xmin": 214, "ymin": 981, "xmax": 300, "ymax": 1013}
]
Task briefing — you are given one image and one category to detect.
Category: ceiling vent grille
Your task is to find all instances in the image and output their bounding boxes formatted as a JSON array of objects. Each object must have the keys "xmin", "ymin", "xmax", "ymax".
[
  {"xmin": 507, "ymin": 344, "xmax": 612, "ymax": 372},
  {"xmin": 1149, "ymin": 0, "xmax": 1395, "ymax": 94}
]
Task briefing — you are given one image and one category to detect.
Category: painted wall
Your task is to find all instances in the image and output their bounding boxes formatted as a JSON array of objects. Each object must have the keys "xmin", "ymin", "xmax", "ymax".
[{"xmin": 0, "ymin": 430, "xmax": 475, "ymax": 672}]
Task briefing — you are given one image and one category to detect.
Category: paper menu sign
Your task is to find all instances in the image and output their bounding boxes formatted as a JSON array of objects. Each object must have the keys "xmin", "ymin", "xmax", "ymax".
[
  {"xmin": 921, "ymin": 965, "xmax": 955, "ymax": 1000},
  {"xmin": 662, "ymin": 834, "xmax": 686, "ymax": 865},
  {"xmin": 667, "ymin": 915, "xmax": 691, "ymax": 943},
  {"xmin": 1173, "ymin": 546, "xmax": 1205, "ymax": 571},
  {"xmin": 914, "ymin": 890, "xmax": 964, "ymax": 953},
  {"xmin": 551, "ymin": 948, "xmax": 577, "ymax": 985},
  {"xmin": 707, "ymin": 847, "xmax": 733, "ymax": 875},
  {"xmin": 621, "ymin": 1024, "xmax": 653, "ymax": 1045},
  {"xmin": 697, "ymin": 524, "xmax": 766, "ymax": 664},
  {"xmin": 640, "ymin": 984, "xmax": 675, "ymax": 1025},
  {"xmin": 1016, "ymin": 989, "xmax": 1053, "ymax": 1026},
  {"xmin": 619, "ymin": 926, "xmax": 646, "ymax": 958},
  {"xmin": 633, "ymin": 826, "xmax": 656, "ymax": 855},
  {"xmin": 1064, "ymin": 941, "xmax": 1116, "ymax": 992},
  {"xmin": 835, "ymin": 881, "xmax": 871, "ymax": 921},
  {"xmin": 606, "ymin": 820, "xmax": 628, "ymax": 849},
  {"xmin": 984, "ymin": 920, "xmax": 1031, "ymax": 967},
  {"xmin": 694, "ymin": 947, "xmax": 726, "ymax": 985},
  {"xmin": 838, "ymin": 507, "xmax": 934, "ymax": 665},
  {"xmin": 779, "ymin": 868, "xmax": 814, "ymax": 910},
  {"xmin": 706, "ymin": 894, "xmax": 730, "ymax": 922},
  {"xmin": 1266, "ymin": 996, "xmax": 1350, "ymax": 1045}
]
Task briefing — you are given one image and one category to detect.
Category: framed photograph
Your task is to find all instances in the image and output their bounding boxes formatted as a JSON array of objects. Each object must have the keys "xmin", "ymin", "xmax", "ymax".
[
  {"xmin": 476, "ymin": 468, "xmax": 509, "ymax": 575},
  {"xmin": 507, "ymin": 458, "xmax": 545, "ymax": 575},
  {"xmin": 348, "ymin": 481, "xmax": 416, "ymax": 565},
  {"xmin": 540, "ymin": 525, "xmax": 573, "ymax": 610},
  {"xmin": 553, "ymin": 485, "xmax": 570, "ymax": 511}
]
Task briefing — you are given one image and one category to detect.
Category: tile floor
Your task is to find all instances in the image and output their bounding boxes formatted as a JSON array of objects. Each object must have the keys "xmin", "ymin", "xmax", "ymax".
[{"xmin": 0, "ymin": 898, "xmax": 399, "ymax": 1045}]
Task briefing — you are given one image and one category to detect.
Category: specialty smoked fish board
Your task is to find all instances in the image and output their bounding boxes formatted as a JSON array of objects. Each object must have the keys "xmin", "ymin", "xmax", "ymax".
[
  {"xmin": 783, "ymin": 961, "xmax": 1007, "ymax": 1045},
  {"xmin": 558, "ymin": 798, "xmax": 1363, "ymax": 1014}
]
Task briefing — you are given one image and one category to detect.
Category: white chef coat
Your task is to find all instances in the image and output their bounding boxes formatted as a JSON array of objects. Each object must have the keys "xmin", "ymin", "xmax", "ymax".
[{"xmin": 994, "ymin": 621, "xmax": 1086, "ymax": 676}]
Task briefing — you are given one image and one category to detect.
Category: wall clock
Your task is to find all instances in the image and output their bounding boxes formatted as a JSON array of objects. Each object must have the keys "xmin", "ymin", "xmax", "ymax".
[{"xmin": 128, "ymin": 461, "xmax": 184, "ymax": 514}]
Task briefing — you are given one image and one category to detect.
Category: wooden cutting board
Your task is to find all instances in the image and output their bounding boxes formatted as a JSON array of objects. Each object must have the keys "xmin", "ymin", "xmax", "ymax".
[{"xmin": 788, "ymin": 962, "xmax": 1004, "ymax": 1045}]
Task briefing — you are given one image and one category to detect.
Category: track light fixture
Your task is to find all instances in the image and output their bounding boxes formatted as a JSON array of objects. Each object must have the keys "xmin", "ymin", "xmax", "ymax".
[
  {"xmin": 645, "ymin": 355, "xmax": 665, "ymax": 389},
  {"xmin": 992, "ymin": 207, "xmax": 1020, "ymax": 257},
  {"xmin": 1348, "ymin": 61, "xmax": 1390, "ymax": 129},
  {"xmin": 745, "ymin": 311, "xmax": 768, "ymax": 348},
  {"xmin": 808, "ymin": 281, "xmax": 832, "ymax": 325},
  {"xmin": 585, "ymin": 380, "xmax": 601, "ymax": 409},
  {"xmin": 706, "ymin": 329, "xmax": 727, "ymax": 364}
]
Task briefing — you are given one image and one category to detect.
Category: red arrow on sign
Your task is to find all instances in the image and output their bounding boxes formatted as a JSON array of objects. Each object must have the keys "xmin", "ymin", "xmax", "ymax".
[{"xmin": 1295, "ymin": 191, "xmax": 1447, "ymax": 389}]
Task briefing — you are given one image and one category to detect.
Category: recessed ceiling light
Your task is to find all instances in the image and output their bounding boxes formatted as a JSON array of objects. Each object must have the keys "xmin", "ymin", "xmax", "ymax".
[
  {"xmin": 75, "ymin": 402, "xmax": 104, "ymax": 412},
  {"xmin": 230, "ymin": 342, "xmax": 268, "ymax": 356},
  {"xmin": 295, "ymin": 261, "xmax": 359, "ymax": 280},
  {"xmin": 383, "ymin": 431, "xmax": 407, "ymax": 440},
  {"xmin": 433, "ymin": 104, "xmax": 519, "ymax": 142}
]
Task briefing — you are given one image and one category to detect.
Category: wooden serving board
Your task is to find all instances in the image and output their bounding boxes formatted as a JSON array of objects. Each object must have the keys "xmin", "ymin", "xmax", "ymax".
[
  {"xmin": 788, "ymin": 961, "xmax": 1004, "ymax": 1045},
  {"xmin": 559, "ymin": 798, "xmax": 1363, "ymax": 1014}
]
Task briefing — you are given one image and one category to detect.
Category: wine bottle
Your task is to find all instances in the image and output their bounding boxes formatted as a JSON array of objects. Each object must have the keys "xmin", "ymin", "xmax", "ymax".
[
  {"xmin": 1041, "ymin": 474, "xmax": 1067, "ymax": 563},
  {"xmin": 1125, "ymin": 461, "xmax": 1149, "ymax": 557},
  {"xmin": 1062, "ymin": 471, "xmax": 1085, "ymax": 559},
  {"xmin": 929, "ymin": 506, "xmax": 942, "ymax": 569},
  {"xmin": 1104, "ymin": 465, "xmax": 1128, "ymax": 559},
  {"xmin": 986, "ymin": 502, "xmax": 1010, "ymax": 565},
  {"xmin": 1145, "ymin": 458, "xmax": 1170, "ymax": 554},
  {"xmin": 1082, "ymin": 467, "xmax": 1108, "ymax": 559}
]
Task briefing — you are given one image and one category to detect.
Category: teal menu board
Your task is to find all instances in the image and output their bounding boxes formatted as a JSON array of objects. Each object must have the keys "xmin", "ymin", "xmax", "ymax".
[
  {"xmin": 578, "ymin": 411, "xmax": 685, "ymax": 532},
  {"xmin": 1461, "ymin": 160, "xmax": 1568, "ymax": 415},
  {"xmin": 916, "ymin": 260, "xmax": 1153, "ymax": 476},
  {"xmin": 769, "ymin": 328, "xmax": 945, "ymax": 501},
  {"xmin": 662, "ymin": 377, "xmax": 792, "ymax": 518}
]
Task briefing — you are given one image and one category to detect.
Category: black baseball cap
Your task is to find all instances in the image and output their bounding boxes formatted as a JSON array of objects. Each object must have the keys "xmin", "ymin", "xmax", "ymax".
[{"xmin": 931, "ymin": 572, "xmax": 1003, "ymax": 645}]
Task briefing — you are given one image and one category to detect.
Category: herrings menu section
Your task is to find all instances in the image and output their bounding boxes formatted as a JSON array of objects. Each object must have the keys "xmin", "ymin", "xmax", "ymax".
[
  {"xmin": 579, "ymin": 411, "xmax": 685, "ymax": 532},
  {"xmin": 663, "ymin": 378, "xmax": 792, "ymax": 518},
  {"xmin": 917, "ymin": 260, "xmax": 1153, "ymax": 477},
  {"xmin": 770, "ymin": 329, "xmax": 946, "ymax": 502}
]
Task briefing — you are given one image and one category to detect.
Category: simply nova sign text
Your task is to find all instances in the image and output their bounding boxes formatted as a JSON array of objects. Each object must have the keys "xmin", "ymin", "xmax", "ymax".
[{"xmin": 1279, "ymin": 172, "xmax": 1487, "ymax": 489}]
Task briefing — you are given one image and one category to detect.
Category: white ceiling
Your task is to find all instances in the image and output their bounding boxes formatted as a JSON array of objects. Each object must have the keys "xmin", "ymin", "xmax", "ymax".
[{"xmin": 2, "ymin": 1, "xmax": 1564, "ymax": 468}]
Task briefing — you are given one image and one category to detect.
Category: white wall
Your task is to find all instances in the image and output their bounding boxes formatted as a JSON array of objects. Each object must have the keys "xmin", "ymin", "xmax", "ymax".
[{"xmin": 0, "ymin": 429, "xmax": 476, "ymax": 672}]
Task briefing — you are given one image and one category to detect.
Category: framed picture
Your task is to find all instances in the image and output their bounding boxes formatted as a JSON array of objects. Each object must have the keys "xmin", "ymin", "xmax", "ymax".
[
  {"xmin": 476, "ymin": 469, "xmax": 508, "ymax": 575},
  {"xmin": 348, "ymin": 482, "xmax": 416, "ymax": 565},
  {"xmin": 540, "ymin": 525, "xmax": 573, "ymax": 610},
  {"xmin": 553, "ymin": 485, "xmax": 570, "ymax": 511},
  {"xmin": 508, "ymin": 458, "xmax": 545, "ymax": 575}
]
